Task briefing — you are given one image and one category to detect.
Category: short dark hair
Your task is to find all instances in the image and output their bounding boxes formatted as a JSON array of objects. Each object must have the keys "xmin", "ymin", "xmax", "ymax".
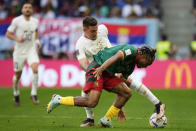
[
  {"xmin": 22, "ymin": 1, "xmax": 32, "ymax": 7},
  {"xmin": 161, "ymin": 34, "xmax": 167, "ymax": 41},
  {"xmin": 139, "ymin": 45, "xmax": 156, "ymax": 62},
  {"xmin": 83, "ymin": 16, "xmax": 97, "ymax": 28}
]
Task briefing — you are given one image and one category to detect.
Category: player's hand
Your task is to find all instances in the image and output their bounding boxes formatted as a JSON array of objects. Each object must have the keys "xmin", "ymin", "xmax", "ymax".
[
  {"xmin": 16, "ymin": 37, "xmax": 26, "ymax": 43},
  {"xmin": 115, "ymin": 73, "xmax": 123, "ymax": 79},
  {"xmin": 93, "ymin": 66, "xmax": 104, "ymax": 80},
  {"xmin": 118, "ymin": 108, "xmax": 127, "ymax": 122}
]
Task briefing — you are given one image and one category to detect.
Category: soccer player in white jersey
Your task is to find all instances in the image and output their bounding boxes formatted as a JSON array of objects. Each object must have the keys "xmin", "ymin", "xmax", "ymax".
[
  {"xmin": 75, "ymin": 16, "xmax": 112, "ymax": 127},
  {"xmin": 6, "ymin": 2, "xmax": 41, "ymax": 106},
  {"xmin": 75, "ymin": 16, "xmax": 165, "ymax": 127}
]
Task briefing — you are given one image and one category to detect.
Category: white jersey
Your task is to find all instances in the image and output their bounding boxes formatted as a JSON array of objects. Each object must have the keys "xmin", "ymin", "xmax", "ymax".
[
  {"xmin": 76, "ymin": 24, "xmax": 112, "ymax": 62},
  {"xmin": 7, "ymin": 15, "xmax": 39, "ymax": 56}
]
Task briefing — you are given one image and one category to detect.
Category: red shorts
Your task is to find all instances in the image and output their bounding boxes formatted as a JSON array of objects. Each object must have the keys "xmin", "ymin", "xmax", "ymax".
[{"xmin": 83, "ymin": 62, "xmax": 123, "ymax": 94}]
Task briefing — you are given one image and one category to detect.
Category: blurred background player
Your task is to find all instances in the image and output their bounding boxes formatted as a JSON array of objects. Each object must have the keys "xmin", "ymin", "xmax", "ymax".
[
  {"xmin": 190, "ymin": 34, "xmax": 196, "ymax": 59},
  {"xmin": 6, "ymin": 2, "xmax": 41, "ymax": 106},
  {"xmin": 156, "ymin": 34, "xmax": 177, "ymax": 60}
]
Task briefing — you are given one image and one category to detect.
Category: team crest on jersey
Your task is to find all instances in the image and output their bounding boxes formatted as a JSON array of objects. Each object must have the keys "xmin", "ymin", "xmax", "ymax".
[
  {"xmin": 94, "ymin": 81, "xmax": 99, "ymax": 87},
  {"xmin": 125, "ymin": 49, "xmax": 132, "ymax": 56}
]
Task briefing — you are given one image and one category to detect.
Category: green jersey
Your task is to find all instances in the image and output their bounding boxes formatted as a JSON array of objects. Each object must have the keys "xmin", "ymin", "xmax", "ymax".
[{"xmin": 93, "ymin": 44, "xmax": 138, "ymax": 79}]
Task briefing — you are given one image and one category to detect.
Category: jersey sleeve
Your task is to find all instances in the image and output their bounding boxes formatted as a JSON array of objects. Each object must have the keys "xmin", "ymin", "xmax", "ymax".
[
  {"xmin": 35, "ymin": 18, "xmax": 39, "ymax": 31},
  {"xmin": 7, "ymin": 18, "xmax": 18, "ymax": 33},
  {"xmin": 75, "ymin": 40, "xmax": 86, "ymax": 60}
]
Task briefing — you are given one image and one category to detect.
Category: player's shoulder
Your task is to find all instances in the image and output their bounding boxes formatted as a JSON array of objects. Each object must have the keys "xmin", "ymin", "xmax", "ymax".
[
  {"xmin": 76, "ymin": 35, "xmax": 88, "ymax": 48},
  {"xmin": 98, "ymin": 24, "xmax": 108, "ymax": 36},
  {"xmin": 12, "ymin": 15, "xmax": 23, "ymax": 23},
  {"xmin": 31, "ymin": 17, "xmax": 39, "ymax": 23},
  {"xmin": 122, "ymin": 44, "xmax": 136, "ymax": 49}
]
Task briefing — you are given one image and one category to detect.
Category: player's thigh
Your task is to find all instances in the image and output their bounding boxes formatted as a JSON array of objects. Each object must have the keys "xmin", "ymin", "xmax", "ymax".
[
  {"xmin": 30, "ymin": 63, "xmax": 39, "ymax": 73},
  {"xmin": 27, "ymin": 50, "xmax": 39, "ymax": 72},
  {"xmin": 111, "ymin": 82, "xmax": 131, "ymax": 97},
  {"xmin": 102, "ymin": 72, "xmax": 123, "ymax": 92},
  {"xmin": 13, "ymin": 55, "xmax": 26, "ymax": 72}
]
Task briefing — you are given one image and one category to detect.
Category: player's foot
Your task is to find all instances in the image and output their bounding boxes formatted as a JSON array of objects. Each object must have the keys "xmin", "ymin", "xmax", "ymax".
[
  {"xmin": 80, "ymin": 118, "xmax": 94, "ymax": 127},
  {"xmin": 47, "ymin": 94, "xmax": 61, "ymax": 113},
  {"xmin": 155, "ymin": 102, "xmax": 166, "ymax": 119},
  {"xmin": 14, "ymin": 95, "xmax": 20, "ymax": 106},
  {"xmin": 98, "ymin": 116, "xmax": 113, "ymax": 128},
  {"xmin": 31, "ymin": 95, "xmax": 39, "ymax": 104}
]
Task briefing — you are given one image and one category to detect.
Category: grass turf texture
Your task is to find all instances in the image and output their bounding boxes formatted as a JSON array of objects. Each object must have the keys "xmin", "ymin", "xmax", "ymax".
[{"xmin": 0, "ymin": 88, "xmax": 196, "ymax": 131}]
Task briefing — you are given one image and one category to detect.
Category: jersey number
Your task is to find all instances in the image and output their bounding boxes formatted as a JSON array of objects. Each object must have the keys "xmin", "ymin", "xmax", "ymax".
[{"xmin": 24, "ymin": 31, "xmax": 33, "ymax": 41}]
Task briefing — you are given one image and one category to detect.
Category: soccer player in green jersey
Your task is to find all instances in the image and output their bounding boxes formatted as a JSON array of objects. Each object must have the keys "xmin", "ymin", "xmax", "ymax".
[{"xmin": 47, "ymin": 44, "xmax": 165, "ymax": 128}]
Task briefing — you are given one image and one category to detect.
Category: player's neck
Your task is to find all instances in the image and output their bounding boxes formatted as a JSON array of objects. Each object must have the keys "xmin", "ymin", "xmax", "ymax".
[{"xmin": 23, "ymin": 15, "xmax": 31, "ymax": 21}]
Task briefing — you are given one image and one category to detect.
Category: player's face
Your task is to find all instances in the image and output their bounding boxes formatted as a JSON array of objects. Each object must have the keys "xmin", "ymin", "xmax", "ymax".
[
  {"xmin": 22, "ymin": 4, "xmax": 33, "ymax": 17},
  {"xmin": 84, "ymin": 25, "xmax": 98, "ymax": 40},
  {"xmin": 136, "ymin": 56, "xmax": 153, "ymax": 68}
]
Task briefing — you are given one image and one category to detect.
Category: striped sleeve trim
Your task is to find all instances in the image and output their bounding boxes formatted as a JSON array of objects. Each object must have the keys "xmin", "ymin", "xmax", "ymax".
[{"xmin": 119, "ymin": 50, "xmax": 125, "ymax": 60}]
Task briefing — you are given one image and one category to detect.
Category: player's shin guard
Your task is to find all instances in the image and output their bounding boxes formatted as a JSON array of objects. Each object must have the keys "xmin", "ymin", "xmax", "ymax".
[
  {"xmin": 13, "ymin": 75, "xmax": 20, "ymax": 96},
  {"xmin": 31, "ymin": 73, "xmax": 38, "ymax": 96},
  {"xmin": 105, "ymin": 105, "xmax": 120, "ymax": 120},
  {"xmin": 60, "ymin": 96, "xmax": 74, "ymax": 106},
  {"xmin": 130, "ymin": 79, "xmax": 160, "ymax": 105},
  {"xmin": 81, "ymin": 90, "xmax": 94, "ymax": 119}
]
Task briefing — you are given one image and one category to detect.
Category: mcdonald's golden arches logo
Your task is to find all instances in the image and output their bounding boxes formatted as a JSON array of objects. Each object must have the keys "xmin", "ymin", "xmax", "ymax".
[{"xmin": 165, "ymin": 63, "xmax": 192, "ymax": 89}]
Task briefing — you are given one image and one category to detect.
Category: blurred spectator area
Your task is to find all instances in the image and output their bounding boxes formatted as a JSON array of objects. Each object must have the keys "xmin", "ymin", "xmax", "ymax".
[{"xmin": 0, "ymin": 0, "xmax": 162, "ymax": 19}]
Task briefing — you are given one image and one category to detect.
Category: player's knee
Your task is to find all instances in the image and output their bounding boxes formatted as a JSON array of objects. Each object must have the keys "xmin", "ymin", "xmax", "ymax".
[
  {"xmin": 15, "ymin": 72, "xmax": 22, "ymax": 79},
  {"xmin": 124, "ymin": 88, "xmax": 132, "ymax": 99},
  {"xmin": 87, "ymin": 101, "xmax": 98, "ymax": 108}
]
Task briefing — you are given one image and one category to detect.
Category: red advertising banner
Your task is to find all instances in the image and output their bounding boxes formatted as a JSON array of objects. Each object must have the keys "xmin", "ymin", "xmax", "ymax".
[{"xmin": 0, "ymin": 59, "xmax": 195, "ymax": 89}]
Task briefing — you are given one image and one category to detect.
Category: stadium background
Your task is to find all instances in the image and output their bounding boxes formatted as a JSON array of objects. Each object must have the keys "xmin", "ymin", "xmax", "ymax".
[{"xmin": 0, "ymin": 0, "xmax": 196, "ymax": 131}]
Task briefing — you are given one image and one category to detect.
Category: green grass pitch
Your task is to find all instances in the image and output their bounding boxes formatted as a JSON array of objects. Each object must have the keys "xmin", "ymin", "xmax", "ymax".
[{"xmin": 0, "ymin": 88, "xmax": 196, "ymax": 131}]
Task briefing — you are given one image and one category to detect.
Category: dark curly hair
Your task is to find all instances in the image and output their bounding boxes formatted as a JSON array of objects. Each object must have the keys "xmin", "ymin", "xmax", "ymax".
[{"xmin": 138, "ymin": 45, "xmax": 156, "ymax": 62}]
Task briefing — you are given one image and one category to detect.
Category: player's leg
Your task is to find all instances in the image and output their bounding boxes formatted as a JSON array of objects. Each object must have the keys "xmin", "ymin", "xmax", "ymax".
[
  {"xmin": 13, "ymin": 71, "xmax": 22, "ymax": 106},
  {"xmin": 99, "ymin": 82, "xmax": 131, "ymax": 128},
  {"xmin": 13, "ymin": 55, "xmax": 26, "ymax": 106},
  {"xmin": 47, "ymin": 64, "xmax": 104, "ymax": 114},
  {"xmin": 47, "ymin": 90, "xmax": 101, "ymax": 113},
  {"xmin": 80, "ymin": 90, "xmax": 94, "ymax": 127},
  {"xmin": 30, "ymin": 62, "xmax": 39, "ymax": 104},
  {"xmin": 129, "ymin": 78, "xmax": 165, "ymax": 118},
  {"xmin": 28, "ymin": 51, "xmax": 39, "ymax": 104}
]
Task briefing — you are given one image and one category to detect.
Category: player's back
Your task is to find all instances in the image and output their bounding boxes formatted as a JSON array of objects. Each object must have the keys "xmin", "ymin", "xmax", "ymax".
[{"xmin": 94, "ymin": 44, "xmax": 138, "ymax": 78}]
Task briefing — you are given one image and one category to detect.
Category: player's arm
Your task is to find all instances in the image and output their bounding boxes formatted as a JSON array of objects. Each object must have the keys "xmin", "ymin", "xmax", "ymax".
[
  {"xmin": 6, "ymin": 31, "xmax": 26, "ymax": 43},
  {"xmin": 6, "ymin": 18, "xmax": 26, "ymax": 43},
  {"xmin": 78, "ymin": 58, "xmax": 88, "ymax": 72},
  {"xmin": 35, "ymin": 29, "xmax": 41, "ymax": 49},
  {"xmin": 93, "ymin": 50, "xmax": 124, "ymax": 80}
]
